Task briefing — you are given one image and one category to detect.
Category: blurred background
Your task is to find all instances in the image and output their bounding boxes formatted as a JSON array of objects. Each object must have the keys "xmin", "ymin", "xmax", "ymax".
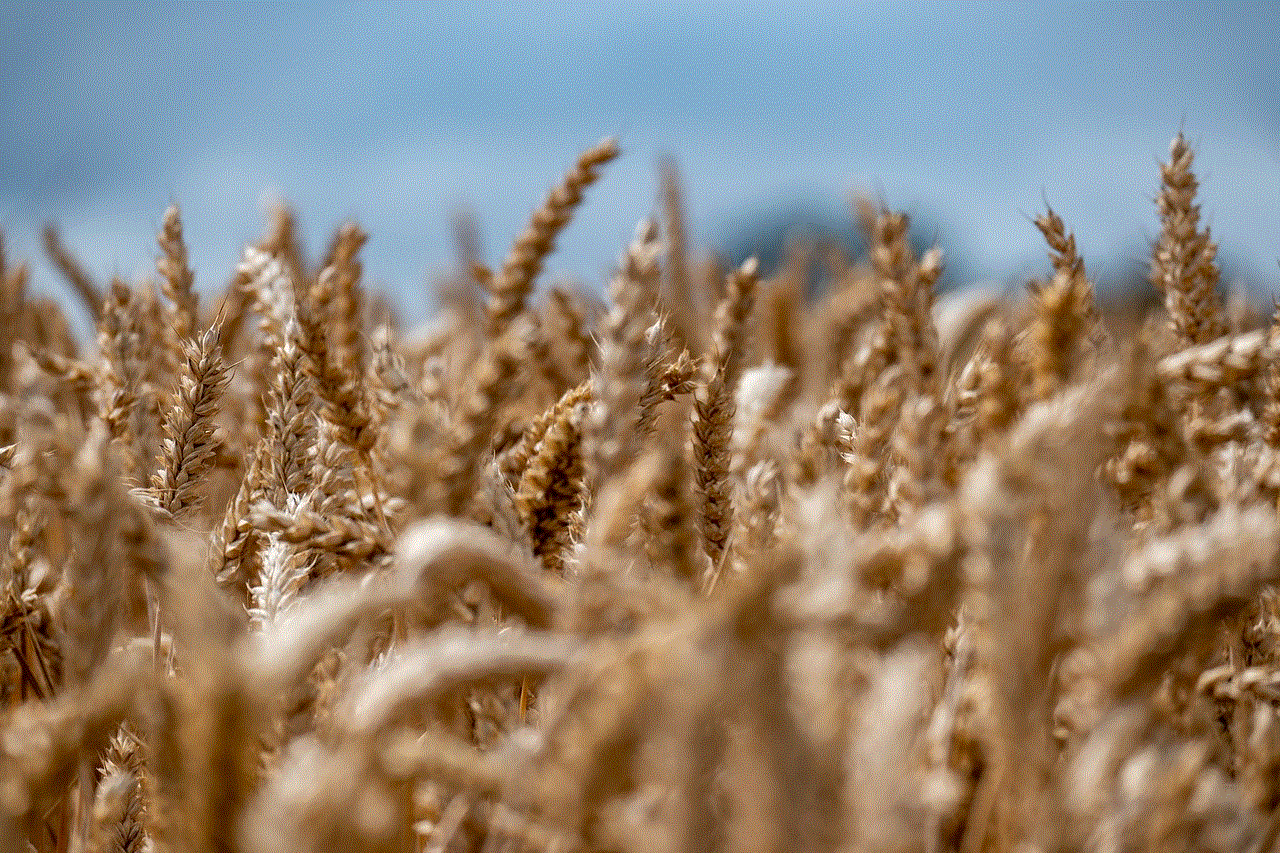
[{"xmin": 1, "ymin": 1, "xmax": 1277, "ymax": 329}]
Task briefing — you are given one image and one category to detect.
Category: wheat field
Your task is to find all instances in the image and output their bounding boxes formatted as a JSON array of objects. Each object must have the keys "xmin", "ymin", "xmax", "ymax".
[{"xmin": 1, "ymin": 131, "xmax": 1278, "ymax": 853}]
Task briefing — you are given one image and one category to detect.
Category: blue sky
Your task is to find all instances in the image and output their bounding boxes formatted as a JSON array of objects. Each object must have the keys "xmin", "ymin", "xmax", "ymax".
[{"xmin": 1, "ymin": 2, "xmax": 1277, "ymax": 325}]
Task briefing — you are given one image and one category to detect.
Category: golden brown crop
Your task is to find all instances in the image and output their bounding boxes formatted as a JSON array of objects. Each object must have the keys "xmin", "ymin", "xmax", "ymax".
[{"xmin": 0, "ymin": 132, "xmax": 1277, "ymax": 853}]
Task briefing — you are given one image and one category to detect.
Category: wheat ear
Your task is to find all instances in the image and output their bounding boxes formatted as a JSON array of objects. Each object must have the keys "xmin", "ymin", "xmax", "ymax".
[
  {"xmin": 1026, "ymin": 205, "xmax": 1097, "ymax": 399},
  {"xmin": 693, "ymin": 258, "xmax": 759, "ymax": 585},
  {"xmin": 500, "ymin": 381, "xmax": 592, "ymax": 487},
  {"xmin": 441, "ymin": 329, "xmax": 527, "ymax": 516},
  {"xmin": 1152, "ymin": 132, "xmax": 1223, "ymax": 347},
  {"xmin": 515, "ymin": 399, "xmax": 588, "ymax": 574},
  {"xmin": 156, "ymin": 204, "xmax": 198, "ymax": 342},
  {"xmin": 87, "ymin": 726, "xmax": 147, "ymax": 853},
  {"xmin": 144, "ymin": 323, "xmax": 231, "ymax": 519},
  {"xmin": 869, "ymin": 206, "xmax": 942, "ymax": 394},
  {"xmin": 586, "ymin": 220, "xmax": 663, "ymax": 490},
  {"xmin": 487, "ymin": 138, "xmax": 620, "ymax": 339}
]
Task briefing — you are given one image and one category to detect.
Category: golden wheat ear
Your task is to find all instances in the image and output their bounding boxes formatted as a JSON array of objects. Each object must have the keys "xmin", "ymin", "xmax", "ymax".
[
  {"xmin": 156, "ymin": 204, "xmax": 198, "ymax": 343},
  {"xmin": 143, "ymin": 322, "xmax": 232, "ymax": 520},
  {"xmin": 499, "ymin": 380, "xmax": 592, "ymax": 488},
  {"xmin": 585, "ymin": 219, "xmax": 663, "ymax": 493},
  {"xmin": 88, "ymin": 725, "xmax": 148, "ymax": 853},
  {"xmin": 1152, "ymin": 132, "xmax": 1223, "ymax": 348},
  {"xmin": 515, "ymin": 397, "xmax": 588, "ymax": 576},
  {"xmin": 487, "ymin": 137, "xmax": 620, "ymax": 340},
  {"xmin": 693, "ymin": 257, "xmax": 759, "ymax": 588},
  {"xmin": 439, "ymin": 324, "xmax": 529, "ymax": 516},
  {"xmin": 1024, "ymin": 205, "xmax": 1097, "ymax": 400}
]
